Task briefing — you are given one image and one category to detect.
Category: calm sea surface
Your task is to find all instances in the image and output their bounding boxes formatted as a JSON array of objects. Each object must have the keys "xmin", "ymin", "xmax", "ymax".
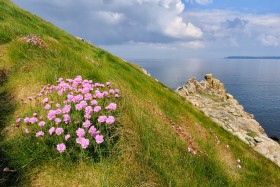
[{"xmin": 129, "ymin": 58, "xmax": 280, "ymax": 139}]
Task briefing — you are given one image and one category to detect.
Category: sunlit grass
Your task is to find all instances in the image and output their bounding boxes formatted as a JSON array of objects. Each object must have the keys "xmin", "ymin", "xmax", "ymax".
[{"xmin": 1, "ymin": 0, "xmax": 280, "ymax": 186}]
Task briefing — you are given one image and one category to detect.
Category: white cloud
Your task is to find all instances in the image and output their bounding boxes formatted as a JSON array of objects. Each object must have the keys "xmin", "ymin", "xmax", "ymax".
[
  {"xmin": 180, "ymin": 41, "xmax": 205, "ymax": 48},
  {"xmin": 164, "ymin": 17, "xmax": 203, "ymax": 38},
  {"xmin": 186, "ymin": 0, "xmax": 213, "ymax": 5},
  {"xmin": 258, "ymin": 34, "xmax": 280, "ymax": 46}
]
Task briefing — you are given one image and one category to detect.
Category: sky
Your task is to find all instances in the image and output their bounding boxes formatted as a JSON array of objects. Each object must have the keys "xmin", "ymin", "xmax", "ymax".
[{"xmin": 12, "ymin": 0, "xmax": 280, "ymax": 59}]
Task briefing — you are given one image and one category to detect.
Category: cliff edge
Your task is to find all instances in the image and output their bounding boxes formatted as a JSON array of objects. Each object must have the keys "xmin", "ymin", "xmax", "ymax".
[{"xmin": 176, "ymin": 74, "xmax": 280, "ymax": 167}]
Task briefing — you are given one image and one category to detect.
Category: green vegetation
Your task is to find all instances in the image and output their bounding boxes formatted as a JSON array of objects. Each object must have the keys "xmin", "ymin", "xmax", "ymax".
[{"xmin": 1, "ymin": 0, "xmax": 280, "ymax": 186}]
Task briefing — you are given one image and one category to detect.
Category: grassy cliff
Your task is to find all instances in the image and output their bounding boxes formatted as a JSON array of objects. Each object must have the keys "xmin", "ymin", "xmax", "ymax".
[{"xmin": 0, "ymin": 0, "xmax": 280, "ymax": 186}]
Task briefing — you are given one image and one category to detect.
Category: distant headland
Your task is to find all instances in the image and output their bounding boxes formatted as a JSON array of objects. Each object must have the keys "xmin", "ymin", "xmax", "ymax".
[{"xmin": 226, "ymin": 56, "xmax": 280, "ymax": 59}]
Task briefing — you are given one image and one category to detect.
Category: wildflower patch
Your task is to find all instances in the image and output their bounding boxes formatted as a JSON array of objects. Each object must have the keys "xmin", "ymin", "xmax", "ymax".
[{"xmin": 16, "ymin": 76, "xmax": 120, "ymax": 159}]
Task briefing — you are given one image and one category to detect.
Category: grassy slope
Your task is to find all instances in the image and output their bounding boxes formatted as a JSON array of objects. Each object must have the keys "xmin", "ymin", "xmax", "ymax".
[{"xmin": 0, "ymin": 0, "xmax": 280, "ymax": 186}]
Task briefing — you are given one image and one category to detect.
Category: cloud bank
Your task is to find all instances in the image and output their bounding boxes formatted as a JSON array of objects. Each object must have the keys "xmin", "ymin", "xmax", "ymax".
[{"xmin": 13, "ymin": 0, "xmax": 202, "ymax": 45}]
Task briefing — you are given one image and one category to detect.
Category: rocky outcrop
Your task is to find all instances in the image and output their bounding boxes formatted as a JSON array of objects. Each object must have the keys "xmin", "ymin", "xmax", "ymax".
[{"xmin": 176, "ymin": 74, "xmax": 280, "ymax": 167}]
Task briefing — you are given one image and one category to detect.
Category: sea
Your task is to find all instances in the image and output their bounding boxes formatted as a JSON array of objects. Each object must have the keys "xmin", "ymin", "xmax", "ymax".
[{"xmin": 129, "ymin": 58, "xmax": 280, "ymax": 140}]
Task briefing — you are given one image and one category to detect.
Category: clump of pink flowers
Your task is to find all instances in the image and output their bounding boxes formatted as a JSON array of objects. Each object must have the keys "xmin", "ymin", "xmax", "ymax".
[
  {"xmin": 23, "ymin": 33, "xmax": 46, "ymax": 47},
  {"xmin": 16, "ymin": 76, "xmax": 120, "ymax": 155}
]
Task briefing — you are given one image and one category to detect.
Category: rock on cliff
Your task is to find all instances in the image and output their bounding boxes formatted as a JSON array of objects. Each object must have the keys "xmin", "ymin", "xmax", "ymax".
[{"xmin": 176, "ymin": 74, "xmax": 280, "ymax": 167}]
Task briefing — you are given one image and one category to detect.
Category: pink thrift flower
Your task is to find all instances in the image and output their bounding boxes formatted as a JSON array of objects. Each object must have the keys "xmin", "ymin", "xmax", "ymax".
[
  {"xmin": 33, "ymin": 113, "xmax": 37, "ymax": 117},
  {"xmin": 36, "ymin": 131, "xmax": 44, "ymax": 137},
  {"xmin": 106, "ymin": 116, "xmax": 115, "ymax": 124},
  {"xmin": 29, "ymin": 117, "xmax": 38, "ymax": 124},
  {"xmin": 105, "ymin": 103, "xmax": 117, "ymax": 111},
  {"xmin": 115, "ymin": 89, "xmax": 120, "ymax": 94},
  {"xmin": 81, "ymin": 138, "xmax": 90, "ymax": 149},
  {"xmin": 38, "ymin": 121, "xmax": 45, "ymax": 127},
  {"xmin": 106, "ymin": 82, "xmax": 111, "ymax": 87},
  {"xmin": 76, "ymin": 128, "xmax": 85, "ymax": 137},
  {"xmin": 24, "ymin": 117, "xmax": 30, "ymax": 123},
  {"xmin": 47, "ymin": 110, "xmax": 56, "ymax": 120},
  {"xmin": 84, "ymin": 93, "xmax": 92, "ymax": 100},
  {"xmin": 49, "ymin": 127, "xmax": 55, "ymax": 135},
  {"xmin": 55, "ymin": 109, "xmax": 62, "ymax": 115},
  {"xmin": 55, "ymin": 127, "xmax": 64, "ymax": 135},
  {"xmin": 90, "ymin": 100, "xmax": 98, "ymax": 105},
  {"xmin": 56, "ymin": 103, "xmax": 60, "ymax": 108},
  {"xmin": 16, "ymin": 118, "xmax": 21, "ymax": 123},
  {"xmin": 44, "ymin": 104, "xmax": 51, "ymax": 110},
  {"xmin": 83, "ymin": 120, "xmax": 91, "ymax": 128},
  {"xmin": 63, "ymin": 114, "xmax": 71, "ymax": 124},
  {"xmin": 54, "ymin": 118, "xmax": 61, "ymax": 124},
  {"xmin": 115, "ymin": 94, "xmax": 120, "ymax": 98},
  {"xmin": 62, "ymin": 105, "xmax": 71, "ymax": 113},
  {"xmin": 109, "ymin": 89, "xmax": 115, "ymax": 95},
  {"xmin": 75, "ymin": 104, "xmax": 83, "ymax": 111},
  {"xmin": 98, "ymin": 116, "xmax": 107, "ymax": 123},
  {"xmin": 80, "ymin": 100, "xmax": 87, "ymax": 107},
  {"xmin": 76, "ymin": 137, "xmax": 83, "ymax": 144},
  {"xmin": 57, "ymin": 143, "xmax": 66, "ymax": 153},
  {"xmin": 85, "ymin": 106, "xmax": 93, "ymax": 114},
  {"xmin": 93, "ymin": 106, "xmax": 101, "ymax": 113},
  {"xmin": 95, "ymin": 135, "xmax": 104, "ymax": 144},
  {"xmin": 43, "ymin": 98, "xmax": 48, "ymax": 103},
  {"xmin": 89, "ymin": 126, "xmax": 98, "ymax": 136},
  {"xmin": 65, "ymin": 134, "xmax": 71, "ymax": 141},
  {"xmin": 24, "ymin": 129, "xmax": 29, "ymax": 134}
]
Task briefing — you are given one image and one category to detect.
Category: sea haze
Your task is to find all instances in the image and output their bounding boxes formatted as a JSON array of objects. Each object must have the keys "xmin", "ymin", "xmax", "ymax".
[{"xmin": 129, "ymin": 58, "xmax": 280, "ymax": 140}]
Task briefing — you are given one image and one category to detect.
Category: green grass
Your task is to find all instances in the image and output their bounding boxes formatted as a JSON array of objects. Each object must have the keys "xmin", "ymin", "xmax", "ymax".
[{"xmin": 1, "ymin": 0, "xmax": 280, "ymax": 186}]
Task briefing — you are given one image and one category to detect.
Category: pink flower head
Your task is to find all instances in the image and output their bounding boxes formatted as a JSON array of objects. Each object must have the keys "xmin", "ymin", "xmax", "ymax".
[
  {"xmin": 115, "ymin": 94, "xmax": 120, "ymax": 98},
  {"xmin": 43, "ymin": 98, "xmax": 48, "ymax": 103},
  {"xmin": 57, "ymin": 143, "xmax": 66, "ymax": 153},
  {"xmin": 115, "ymin": 89, "xmax": 120, "ymax": 94},
  {"xmin": 109, "ymin": 89, "xmax": 115, "ymax": 95},
  {"xmin": 84, "ymin": 93, "xmax": 92, "ymax": 101},
  {"xmin": 76, "ymin": 128, "xmax": 85, "ymax": 137},
  {"xmin": 93, "ymin": 106, "xmax": 101, "ymax": 113},
  {"xmin": 33, "ymin": 113, "xmax": 37, "ymax": 117},
  {"xmin": 83, "ymin": 120, "xmax": 91, "ymax": 128},
  {"xmin": 85, "ymin": 106, "xmax": 93, "ymax": 114},
  {"xmin": 63, "ymin": 114, "xmax": 71, "ymax": 124},
  {"xmin": 44, "ymin": 104, "xmax": 51, "ymax": 110},
  {"xmin": 49, "ymin": 127, "xmax": 55, "ymax": 135},
  {"xmin": 36, "ymin": 131, "xmax": 44, "ymax": 137},
  {"xmin": 24, "ymin": 129, "xmax": 29, "ymax": 134},
  {"xmin": 24, "ymin": 117, "xmax": 30, "ymax": 123},
  {"xmin": 97, "ymin": 116, "xmax": 107, "ymax": 123},
  {"xmin": 105, "ymin": 103, "xmax": 117, "ymax": 111},
  {"xmin": 95, "ymin": 91, "xmax": 103, "ymax": 99},
  {"xmin": 38, "ymin": 121, "xmax": 45, "ymax": 127},
  {"xmin": 55, "ymin": 109, "xmax": 62, "ymax": 115},
  {"xmin": 89, "ymin": 126, "xmax": 98, "ymax": 136},
  {"xmin": 65, "ymin": 134, "xmax": 71, "ymax": 141},
  {"xmin": 54, "ymin": 118, "xmax": 61, "ymax": 124},
  {"xmin": 80, "ymin": 138, "xmax": 90, "ymax": 149},
  {"xmin": 55, "ymin": 127, "xmax": 64, "ymax": 135},
  {"xmin": 106, "ymin": 116, "xmax": 115, "ymax": 124},
  {"xmin": 90, "ymin": 100, "xmax": 98, "ymax": 106},
  {"xmin": 75, "ymin": 104, "xmax": 83, "ymax": 111},
  {"xmin": 47, "ymin": 110, "xmax": 56, "ymax": 120},
  {"xmin": 16, "ymin": 118, "xmax": 21, "ymax": 123},
  {"xmin": 80, "ymin": 100, "xmax": 87, "ymax": 107},
  {"xmin": 55, "ymin": 103, "xmax": 60, "ymax": 108},
  {"xmin": 29, "ymin": 117, "xmax": 38, "ymax": 124},
  {"xmin": 106, "ymin": 82, "xmax": 111, "ymax": 87},
  {"xmin": 95, "ymin": 135, "xmax": 104, "ymax": 144},
  {"xmin": 62, "ymin": 105, "xmax": 71, "ymax": 113}
]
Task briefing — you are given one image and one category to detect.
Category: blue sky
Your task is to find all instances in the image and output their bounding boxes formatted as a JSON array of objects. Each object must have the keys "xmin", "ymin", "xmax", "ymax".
[{"xmin": 12, "ymin": 0, "xmax": 280, "ymax": 59}]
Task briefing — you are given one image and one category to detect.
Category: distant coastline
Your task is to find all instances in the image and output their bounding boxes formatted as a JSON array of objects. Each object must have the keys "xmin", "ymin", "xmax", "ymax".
[{"xmin": 226, "ymin": 56, "xmax": 280, "ymax": 59}]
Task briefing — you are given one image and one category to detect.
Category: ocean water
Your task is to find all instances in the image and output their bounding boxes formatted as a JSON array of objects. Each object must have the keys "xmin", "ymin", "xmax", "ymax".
[{"xmin": 129, "ymin": 58, "xmax": 280, "ymax": 140}]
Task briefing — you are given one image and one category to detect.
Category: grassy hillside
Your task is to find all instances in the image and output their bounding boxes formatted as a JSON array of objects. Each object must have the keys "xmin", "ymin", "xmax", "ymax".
[{"xmin": 0, "ymin": 0, "xmax": 280, "ymax": 186}]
